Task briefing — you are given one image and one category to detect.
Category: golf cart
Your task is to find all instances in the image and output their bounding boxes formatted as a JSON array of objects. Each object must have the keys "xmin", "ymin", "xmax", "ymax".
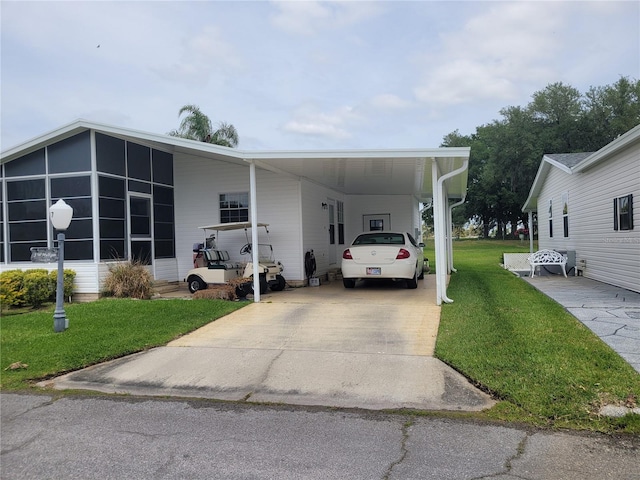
[{"xmin": 185, "ymin": 222, "xmax": 285, "ymax": 296}]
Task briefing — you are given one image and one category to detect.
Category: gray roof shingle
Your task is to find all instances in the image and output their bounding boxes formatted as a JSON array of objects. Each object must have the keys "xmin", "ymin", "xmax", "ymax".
[{"xmin": 545, "ymin": 152, "xmax": 594, "ymax": 168}]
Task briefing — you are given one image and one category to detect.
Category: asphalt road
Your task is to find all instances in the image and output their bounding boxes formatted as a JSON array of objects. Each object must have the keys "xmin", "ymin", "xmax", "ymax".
[{"xmin": 2, "ymin": 393, "xmax": 638, "ymax": 480}]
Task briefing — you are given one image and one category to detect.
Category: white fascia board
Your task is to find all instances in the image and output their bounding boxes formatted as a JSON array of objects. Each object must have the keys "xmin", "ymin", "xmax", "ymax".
[
  {"xmin": 245, "ymin": 146, "xmax": 470, "ymax": 161},
  {"xmin": 574, "ymin": 124, "xmax": 640, "ymax": 172},
  {"xmin": 522, "ymin": 156, "xmax": 571, "ymax": 212},
  {"xmin": 1, "ymin": 119, "xmax": 88, "ymax": 162},
  {"xmin": 0, "ymin": 118, "xmax": 244, "ymax": 164}
]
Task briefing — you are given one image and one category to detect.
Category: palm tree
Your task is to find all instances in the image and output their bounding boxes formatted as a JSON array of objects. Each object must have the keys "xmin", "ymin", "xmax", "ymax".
[{"xmin": 168, "ymin": 104, "xmax": 239, "ymax": 148}]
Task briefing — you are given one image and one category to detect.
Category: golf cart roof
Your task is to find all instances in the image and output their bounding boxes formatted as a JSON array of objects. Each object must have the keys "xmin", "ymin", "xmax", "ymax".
[{"xmin": 197, "ymin": 222, "xmax": 269, "ymax": 232}]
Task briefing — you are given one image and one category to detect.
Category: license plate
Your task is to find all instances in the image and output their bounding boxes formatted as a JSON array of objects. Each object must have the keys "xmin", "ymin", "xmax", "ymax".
[{"xmin": 366, "ymin": 267, "xmax": 381, "ymax": 275}]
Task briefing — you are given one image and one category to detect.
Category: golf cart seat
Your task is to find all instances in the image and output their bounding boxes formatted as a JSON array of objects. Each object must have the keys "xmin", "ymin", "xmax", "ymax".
[
  {"xmin": 215, "ymin": 250, "xmax": 240, "ymax": 270},
  {"xmin": 201, "ymin": 249, "xmax": 224, "ymax": 269}
]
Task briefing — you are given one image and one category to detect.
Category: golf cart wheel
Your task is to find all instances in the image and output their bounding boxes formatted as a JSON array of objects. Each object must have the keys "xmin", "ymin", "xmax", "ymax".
[
  {"xmin": 249, "ymin": 275, "xmax": 269, "ymax": 295},
  {"xmin": 270, "ymin": 274, "xmax": 286, "ymax": 291},
  {"xmin": 235, "ymin": 282, "xmax": 252, "ymax": 299},
  {"xmin": 187, "ymin": 275, "xmax": 207, "ymax": 294},
  {"xmin": 343, "ymin": 278, "xmax": 355, "ymax": 288}
]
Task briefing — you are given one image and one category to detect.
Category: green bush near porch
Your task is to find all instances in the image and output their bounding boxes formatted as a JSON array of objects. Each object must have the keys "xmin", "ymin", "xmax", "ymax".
[{"xmin": 0, "ymin": 269, "xmax": 76, "ymax": 310}]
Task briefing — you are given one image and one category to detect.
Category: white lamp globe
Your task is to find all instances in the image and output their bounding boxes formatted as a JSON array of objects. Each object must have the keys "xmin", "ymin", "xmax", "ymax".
[{"xmin": 50, "ymin": 199, "xmax": 74, "ymax": 230}]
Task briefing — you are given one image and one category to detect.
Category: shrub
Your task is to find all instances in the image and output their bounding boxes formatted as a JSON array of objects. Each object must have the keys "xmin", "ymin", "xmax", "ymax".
[
  {"xmin": 23, "ymin": 270, "xmax": 53, "ymax": 308},
  {"xmin": 102, "ymin": 261, "xmax": 153, "ymax": 299},
  {"xmin": 48, "ymin": 269, "xmax": 77, "ymax": 302},
  {"xmin": 0, "ymin": 268, "xmax": 77, "ymax": 310},
  {"xmin": 193, "ymin": 285, "xmax": 237, "ymax": 301},
  {"xmin": 0, "ymin": 270, "xmax": 27, "ymax": 308}
]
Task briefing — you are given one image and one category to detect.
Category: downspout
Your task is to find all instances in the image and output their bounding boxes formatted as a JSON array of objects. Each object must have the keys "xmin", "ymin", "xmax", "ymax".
[
  {"xmin": 448, "ymin": 195, "xmax": 466, "ymax": 273},
  {"xmin": 433, "ymin": 159, "xmax": 469, "ymax": 305},
  {"xmin": 249, "ymin": 160, "xmax": 260, "ymax": 302}
]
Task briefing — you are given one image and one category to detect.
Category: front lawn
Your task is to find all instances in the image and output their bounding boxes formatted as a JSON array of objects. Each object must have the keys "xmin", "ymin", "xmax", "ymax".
[
  {"xmin": 0, "ymin": 298, "xmax": 245, "ymax": 390},
  {"xmin": 435, "ymin": 240, "xmax": 640, "ymax": 433}
]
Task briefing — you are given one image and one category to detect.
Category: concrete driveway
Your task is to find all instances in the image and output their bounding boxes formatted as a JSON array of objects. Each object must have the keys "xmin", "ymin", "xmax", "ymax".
[{"xmin": 45, "ymin": 278, "xmax": 494, "ymax": 411}]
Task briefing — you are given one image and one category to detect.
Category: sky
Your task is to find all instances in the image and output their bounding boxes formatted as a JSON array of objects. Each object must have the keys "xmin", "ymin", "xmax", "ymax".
[{"xmin": 1, "ymin": 0, "xmax": 638, "ymax": 152}]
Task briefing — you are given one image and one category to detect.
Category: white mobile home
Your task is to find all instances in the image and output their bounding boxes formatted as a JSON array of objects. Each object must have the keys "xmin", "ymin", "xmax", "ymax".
[
  {"xmin": 522, "ymin": 124, "xmax": 640, "ymax": 293},
  {"xmin": 0, "ymin": 120, "xmax": 469, "ymax": 304}
]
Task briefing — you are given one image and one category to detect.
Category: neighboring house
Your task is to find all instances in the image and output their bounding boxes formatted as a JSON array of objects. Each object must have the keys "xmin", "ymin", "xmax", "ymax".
[
  {"xmin": 522, "ymin": 124, "xmax": 640, "ymax": 293},
  {"xmin": 0, "ymin": 120, "xmax": 469, "ymax": 304}
]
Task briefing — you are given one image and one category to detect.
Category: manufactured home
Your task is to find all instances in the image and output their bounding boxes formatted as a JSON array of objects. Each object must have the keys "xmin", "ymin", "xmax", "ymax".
[
  {"xmin": 0, "ymin": 120, "xmax": 469, "ymax": 304},
  {"xmin": 522, "ymin": 124, "xmax": 640, "ymax": 293}
]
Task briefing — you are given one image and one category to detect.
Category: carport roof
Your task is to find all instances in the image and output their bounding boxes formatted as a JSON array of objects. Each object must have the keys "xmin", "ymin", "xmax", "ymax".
[{"xmin": 1, "ymin": 119, "xmax": 470, "ymax": 202}]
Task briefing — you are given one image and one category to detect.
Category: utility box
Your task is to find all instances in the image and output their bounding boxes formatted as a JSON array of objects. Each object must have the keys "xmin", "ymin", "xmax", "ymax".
[{"xmin": 556, "ymin": 250, "xmax": 577, "ymax": 276}]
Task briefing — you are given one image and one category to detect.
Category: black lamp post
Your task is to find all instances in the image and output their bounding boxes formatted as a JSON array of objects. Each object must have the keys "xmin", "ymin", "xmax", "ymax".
[{"xmin": 49, "ymin": 199, "xmax": 73, "ymax": 333}]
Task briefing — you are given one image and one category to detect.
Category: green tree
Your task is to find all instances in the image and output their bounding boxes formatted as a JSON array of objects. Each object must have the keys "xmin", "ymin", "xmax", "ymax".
[
  {"xmin": 580, "ymin": 77, "xmax": 640, "ymax": 150},
  {"xmin": 441, "ymin": 77, "xmax": 640, "ymax": 237},
  {"xmin": 169, "ymin": 104, "xmax": 239, "ymax": 148}
]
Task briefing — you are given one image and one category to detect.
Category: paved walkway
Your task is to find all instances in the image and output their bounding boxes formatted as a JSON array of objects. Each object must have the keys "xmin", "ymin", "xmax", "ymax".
[{"xmin": 523, "ymin": 275, "xmax": 640, "ymax": 374}]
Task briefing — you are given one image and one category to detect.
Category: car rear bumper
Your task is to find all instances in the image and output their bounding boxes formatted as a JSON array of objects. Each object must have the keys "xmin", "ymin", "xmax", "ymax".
[{"xmin": 341, "ymin": 260, "xmax": 416, "ymax": 280}]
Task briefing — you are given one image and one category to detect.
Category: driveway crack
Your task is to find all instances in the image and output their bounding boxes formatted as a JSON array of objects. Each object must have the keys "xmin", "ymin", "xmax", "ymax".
[{"xmin": 244, "ymin": 349, "xmax": 285, "ymax": 402}]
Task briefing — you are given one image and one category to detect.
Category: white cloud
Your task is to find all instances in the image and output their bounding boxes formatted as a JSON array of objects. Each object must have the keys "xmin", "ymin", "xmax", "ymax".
[
  {"xmin": 151, "ymin": 26, "xmax": 243, "ymax": 87},
  {"xmin": 269, "ymin": 0, "xmax": 382, "ymax": 35},
  {"xmin": 283, "ymin": 105, "xmax": 361, "ymax": 139},
  {"xmin": 413, "ymin": 2, "xmax": 566, "ymax": 106},
  {"xmin": 369, "ymin": 94, "xmax": 411, "ymax": 110}
]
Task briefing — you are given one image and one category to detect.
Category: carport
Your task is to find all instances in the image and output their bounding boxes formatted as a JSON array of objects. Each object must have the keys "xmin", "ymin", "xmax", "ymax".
[
  {"xmin": 242, "ymin": 148, "xmax": 470, "ymax": 305},
  {"xmin": 0, "ymin": 120, "xmax": 469, "ymax": 303}
]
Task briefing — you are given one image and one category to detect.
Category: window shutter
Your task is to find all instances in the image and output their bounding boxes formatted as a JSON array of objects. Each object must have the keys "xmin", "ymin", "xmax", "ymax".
[{"xmin": 613, "ymin": 198, "xmax": 618, "ymax": 231}]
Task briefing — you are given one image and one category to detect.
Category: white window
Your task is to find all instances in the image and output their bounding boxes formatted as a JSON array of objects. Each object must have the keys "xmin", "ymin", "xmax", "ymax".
[
  {"xmin": 548, "ymin": 199, "xmax": 553, "ymax": 238},
  {"xmin": 562, "ymin": 192, "xmax": 569, "ymax": 238},
  {"xmin": 337, "ymin": 201, "xmax": 345, "ymax": 244},
  {"xmin": 614, "ymin": 194, "xmax": 634, "ymax": 231},
  {"xmin": 219, "ymin": 192, "xmax": 249, "ymax": 223}
]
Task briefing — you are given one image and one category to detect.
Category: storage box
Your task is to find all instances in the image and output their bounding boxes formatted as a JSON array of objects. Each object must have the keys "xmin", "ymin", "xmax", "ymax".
[{"xmin": 309, "ymin": 277, "xmax": 320, "ymax": 287}]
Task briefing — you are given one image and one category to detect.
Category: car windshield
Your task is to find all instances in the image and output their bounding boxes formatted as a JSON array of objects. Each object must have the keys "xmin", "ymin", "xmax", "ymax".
[{"xmin": 352, "ymin": 233, "xmax": 405, "ymax": 245}]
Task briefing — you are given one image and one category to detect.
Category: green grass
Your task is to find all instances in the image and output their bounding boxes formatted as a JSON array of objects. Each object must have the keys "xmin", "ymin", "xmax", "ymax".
[
  {"xmin": 1, "ymin": 298, "xmax": 245, "ymax": 390},
  {"xmin": 436, "ymin": 239, "xmax": 640, "ymax": 433}
]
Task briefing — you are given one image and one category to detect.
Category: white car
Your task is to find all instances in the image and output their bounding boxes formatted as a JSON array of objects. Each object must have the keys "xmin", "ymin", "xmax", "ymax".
[{"xmin": 341, "ymin": 231, "xmax": 425, "ymax": 289}]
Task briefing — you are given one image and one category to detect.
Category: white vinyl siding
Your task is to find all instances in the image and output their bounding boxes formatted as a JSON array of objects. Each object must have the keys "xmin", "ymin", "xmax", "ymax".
[
  {"xmin": 300, "ymin": 179, "xmax": 345, "ymax": 278},
  {"xmin": 173, "ymin": 154, "xmax": 301, "ymax": 282},
  {"xmin": 345, "ymin": 195, "xmax": 416, "ymax": 244},
  {"xmin": 537, "ymin": 142, "xmax": 640, "ymax": 292}
]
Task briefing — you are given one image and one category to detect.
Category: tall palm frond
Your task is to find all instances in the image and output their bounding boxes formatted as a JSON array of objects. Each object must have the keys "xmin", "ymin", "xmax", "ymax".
[
  {"xmin": 210, "ymin": 122, "xmax": 239, "ymax": 148},
  {"xmin": 168, "ymin": 104, "xmax": 239, "ymax": 147}
]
